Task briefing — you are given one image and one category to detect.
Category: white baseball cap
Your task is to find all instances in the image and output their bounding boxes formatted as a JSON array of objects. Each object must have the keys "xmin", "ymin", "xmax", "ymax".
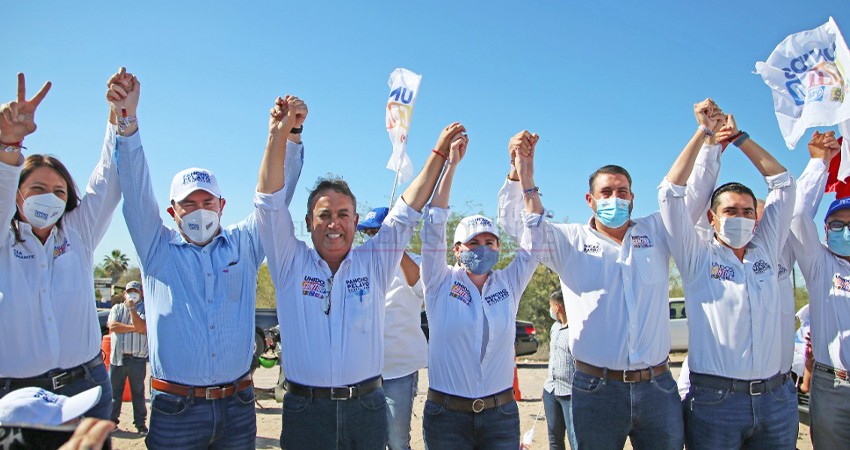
[
  {"xmin": 170, "ymin": 168, "xmax": 222, "ymax": 203},
  {"xmin": 453, "ymin": 214, "xmax": 499, "ymax": 245},
  {"xmin": 0, "ymin": 386, "xmax": 101, "ymax": 431}
]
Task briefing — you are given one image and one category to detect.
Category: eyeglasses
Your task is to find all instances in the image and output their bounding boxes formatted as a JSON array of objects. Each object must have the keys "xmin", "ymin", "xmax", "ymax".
[{"xmin": 827, "ymin": 221, "xmax": 850, "ymax": 232}]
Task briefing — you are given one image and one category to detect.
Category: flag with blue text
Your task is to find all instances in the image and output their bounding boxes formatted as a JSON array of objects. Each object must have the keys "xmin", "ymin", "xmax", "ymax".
[{"xmin": 386, "ymin": 68, "xmax": 422, "ymax": 185}]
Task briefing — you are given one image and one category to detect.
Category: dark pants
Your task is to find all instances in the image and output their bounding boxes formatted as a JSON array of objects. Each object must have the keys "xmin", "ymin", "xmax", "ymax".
[
  {"xmin": 109, "ymin": 355, "xmax": 147, "ymax": 427},
  {"xmin": 422, "ymin": 398, "xmax": 520, "ymax": 450},
  {"xmin": 542, "ymin": 388, "xmax": 577, "ymax": 450},
  {"xmin": 281, "ymin": 388, "xmax": 387, "ymax": 449}
]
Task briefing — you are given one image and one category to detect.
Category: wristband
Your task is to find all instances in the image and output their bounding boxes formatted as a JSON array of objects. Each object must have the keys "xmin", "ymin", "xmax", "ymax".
[
  {"xmin": 732, "ymin": 131, "xmax": 750, "ymax": 147},
  {"xmin": 432, "ymin": 149, "xmax": 447, "ymax": 159},
  {"xmin": 117, "ymin": 115, "xmax": 138, "ymax": 134},
  {"xmin": 290, "ymin": 126, "xmax": 303, "ymax": 134},
  {"xmin": 0, "ymin": 141, "xmax": 24, "ymax": 153},
  {"xmin": 698, "ymin": 124, "xmax": 714, "ymax": 137},
  {"xmin": 523, "ymin": 186, "xmax": 540, "ymax": 198}
]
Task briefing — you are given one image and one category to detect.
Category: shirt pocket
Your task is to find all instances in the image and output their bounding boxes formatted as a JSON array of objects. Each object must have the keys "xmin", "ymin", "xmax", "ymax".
[
  {"xmin": 218, "ymin": 262, "xmax": 245, "ymax": 302},
  {"xmin": 753, "ymin": 270, "xmax": 778, "ymax": 312},
  {"xmin": 52, "ymin": 251, "xmax": 83, "ymax": 295},
  {"xmin": 633, "ymin": 248, "xmax": 666, "ymax": 285},
  {"xmin": 347, "ymin": 288, "xmax": 374, "ymax": 333}
]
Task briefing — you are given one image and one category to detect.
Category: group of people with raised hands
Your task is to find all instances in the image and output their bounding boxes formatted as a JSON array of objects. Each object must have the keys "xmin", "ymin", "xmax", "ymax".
[{"xmin": 2, "ymin": 65, "xmax": 850, "ymax": 450}]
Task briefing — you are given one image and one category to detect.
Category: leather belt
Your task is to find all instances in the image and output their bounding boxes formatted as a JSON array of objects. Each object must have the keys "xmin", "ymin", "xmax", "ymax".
[
  {"xmin": 814, "ymin": 362, "xmax": 850, "ymax": 382},
  {"xmin": 151, "ymin": 374, "xmax": 252, "ymax": 400},
  {"xmin": 575, "ymin": 359, "xmax": 670, "ymax": 383},
  {"xmin": 427, "ymin": 388, "xmax": 515, "ymax": 413},
  {"xmin": 284, "ymin": 377, "xmax": 382, "ymax": 400},
  {"xmin": 689, "ymin": 371, "xmax": 787, "ymax": 396},
  {"xmin": 3, "ymin": 353, "xmax": 104, "ymax": 391}
]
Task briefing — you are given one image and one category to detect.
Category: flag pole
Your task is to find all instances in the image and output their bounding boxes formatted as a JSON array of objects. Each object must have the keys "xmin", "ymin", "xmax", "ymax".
[{"xmin": 389, "ymin": 166, "xmax": 401, "ymax": 209}]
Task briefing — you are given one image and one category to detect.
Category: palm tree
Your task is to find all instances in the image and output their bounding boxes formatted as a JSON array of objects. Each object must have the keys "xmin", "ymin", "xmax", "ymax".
[{"xmin": 102, "ymin": 249, "xmax": 130, "ymax": 284}]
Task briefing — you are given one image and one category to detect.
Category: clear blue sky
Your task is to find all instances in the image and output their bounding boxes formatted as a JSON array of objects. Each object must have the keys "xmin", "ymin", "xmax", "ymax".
[{"xmin": 4, "ymin": 1, "xmax": 848, "ymax": 269}]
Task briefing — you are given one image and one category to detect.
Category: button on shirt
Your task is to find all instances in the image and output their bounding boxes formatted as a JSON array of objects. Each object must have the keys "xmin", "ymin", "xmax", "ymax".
[
  {"xmin": 255, "ymin": 189, "xmax": 421, "ymax": 387},
  {"xmin": 383, "ymin": 253, "xmax": 428, "ymax": 381},
  {"xmin": 116, "ymin": 131, "xmax": 303, "ymax": 386},
  {"xmin": 544, "ymin": 321, "xmax": 574, "ymax": 397},
  {"xmin": 498, "ymin": 145, "xmax": 718, "ymax": 371},
  {"xmin": 790, "ymin": 158, "xmax": 850, "ymax": 370},
  {"xmin": 108, "ymin": 302, "xmax": 149, "ymax": 366},
  {"xmin": 0, "ymin": 124, "xmax": 120, "ymax": 378},
  {"xmin": 658, "ymin": 172, "xmax": 795, "ymax": 380},
  {"xmin": 421, "ymin": 207, "xmax": 538, "ymax": 398}
]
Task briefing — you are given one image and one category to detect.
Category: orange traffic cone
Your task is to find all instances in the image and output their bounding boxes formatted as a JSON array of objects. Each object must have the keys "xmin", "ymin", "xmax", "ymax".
[
  {"xmin": 513, "ymin": 361, "xmax": 522, "ymax": 401},
  {"xmin": 101, "ymin": 335, "xmax": 133, "ymax": 401}
]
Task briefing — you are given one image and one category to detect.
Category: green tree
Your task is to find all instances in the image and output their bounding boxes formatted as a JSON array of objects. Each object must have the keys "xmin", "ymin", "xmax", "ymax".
[
  {"xmin": 256, "ymin": 263, "xmax": 277, "ymax": 308},
  {"xmin": 102, "ymin": 249, "xmax": 130, "ymax": 284}
]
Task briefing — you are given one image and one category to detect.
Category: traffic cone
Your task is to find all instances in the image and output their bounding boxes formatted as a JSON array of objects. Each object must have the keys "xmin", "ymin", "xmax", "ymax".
[{"xmin": 513, "ymin": 361, "xmax": 522, "ymax": 401}]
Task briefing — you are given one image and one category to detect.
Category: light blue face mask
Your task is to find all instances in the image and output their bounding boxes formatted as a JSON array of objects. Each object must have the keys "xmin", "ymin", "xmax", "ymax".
[
  {"xmin": 594, "ymin": 197, "xmax": 631, "ymax": 228},
  {"xmin": 827, "ymin": 228, "xmax": 850, "ymax": 257},
  {"xmin": 458, "ymin": 246, "xmax": 500, "ymax": 275}
]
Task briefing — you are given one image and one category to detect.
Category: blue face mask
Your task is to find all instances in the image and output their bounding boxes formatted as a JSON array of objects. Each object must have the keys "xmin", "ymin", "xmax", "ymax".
[
  {"xmin": 827, "ymin": 228, "xmax": 850, "ymax": 257},
  {"xmin": 458, "ymin": 245, "xmax": 499, "ymax": 275},
  {"xmin": 594, "ymin": 197, "xmax": 631, "ymax": 228}
]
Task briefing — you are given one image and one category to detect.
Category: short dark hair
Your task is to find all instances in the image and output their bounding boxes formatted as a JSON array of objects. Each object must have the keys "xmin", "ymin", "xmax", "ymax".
[
  {"xmin": 589, "ymin": 165, "xmax": 632, "ymax": 192},
  {"xmin": 307, "ymin": 175, "xmax": 357, "ymax": 214},
  {"xmin": 710, "ymin": 182, "xmax": 757, "ymax": 212},
  {"xmin": 550, "ymin": 289, "xmax": 564, "ymax": 304},
  {"xmin": 12, "ymin": 154, "xmax": 81, "ymax": 244}
]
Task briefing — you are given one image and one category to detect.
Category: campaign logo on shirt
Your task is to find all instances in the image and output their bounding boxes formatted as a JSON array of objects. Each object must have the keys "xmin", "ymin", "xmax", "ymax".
[
  {"xmin": 778, "ymin": 264, "xmax": 788, "ymax": 278},
  {"xmin": 53, "ymin": 238, "xmax": 69, "ymax": 259},
  {"xmin": 484, "ymin": 288, "xmax": 510, "ymax": 306},
  {"xmin": 752, "ymin": 260, "xmax": 771, "ymax": 275},
  {"xmin": 302, "ymin": 276, "xmax": 327, "ymax": 299},
  {"xmin": 582, "ymin": 243, "xmax": 601, "ymax": 255},
  {"xmin": 710, "ymin": 262, "xmax": 735, "ymax": 281},
  {"xmin": 630, "ymin": 235, "xmax": 653, "ymax": 248},
  {"xmin": 449, "ymin": 281, "xmax": 472, "ymax": 305},
  {"xmin": 832, "ymin": 274, "xmax": 850, "ymax": 293},
  {"xmin": 345, "ymin": 276, "xmax": 370, "ymax": 293},
  {"xmin": 13, "ymin": 249, "xmax": 35, "ymax": 260}
]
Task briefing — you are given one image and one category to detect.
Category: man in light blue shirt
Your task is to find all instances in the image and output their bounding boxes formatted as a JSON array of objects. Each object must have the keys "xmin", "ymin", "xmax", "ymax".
[{"xmin": 111, "ymin": 69, "xmax": 305, "ymax": 449}]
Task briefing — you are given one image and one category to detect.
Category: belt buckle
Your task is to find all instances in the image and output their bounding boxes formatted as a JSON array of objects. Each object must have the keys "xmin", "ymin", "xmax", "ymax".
[
  {"xmin": 471, "ymin": 398, "xmax": 485, "ymax": 413},
  {"xmin": 623, "ymin": 370, "xmax": 637, "ymax": 383},
  {"xmin": 51, "ymin": 372, "xmax": 72, "ymax": 390},
  {"xmin": 330, "ymin": 386, "xmax": 355, "ymax": 401},
  {"xmin": 205, "ymin": 386, "xmax": 226, "ymax": 400},
  {"xmin": 836, "ymin": 369, "xmax": 848, "ymax": 381},
  {"xmin": 749, "ymin": 380, "xmax": 763, "ymax": 396}
]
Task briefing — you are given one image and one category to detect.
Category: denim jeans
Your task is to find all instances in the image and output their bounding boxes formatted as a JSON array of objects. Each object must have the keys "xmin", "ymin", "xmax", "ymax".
[
  {"xmin": 384, "ymin": 371, "xmax": 418, "ymax": 450},
  {"xmin": 0, "ymin": 356, "xmax": 113, "ymax": 420},
  {"xmin": 810, "ymin": 368, "xmax": 850, "ymax": 449},
  {"xmin": 542, "ymin": 389, "xmax": 577, "ymax": 450},
  {"xmin": 280, "ymin": 387, "xmax": 387, "ymax": 449},
  {"xmin": 109, "ymin": 356, "xmax": 148, "ymax": 427},
  {"xmin": 145, "ymin": 385, "xmax": 257, "ymax": 450},
  {"xmin": 684, "ymin": 374, "xmax": 798, "ymax": 450},
  {"xmin": 422, "ymin": 396, "xmax": 520, "ymax": 450},
  {"xmin": 571, "ymin": 369, "xmax": 683, "ymax": 450}
]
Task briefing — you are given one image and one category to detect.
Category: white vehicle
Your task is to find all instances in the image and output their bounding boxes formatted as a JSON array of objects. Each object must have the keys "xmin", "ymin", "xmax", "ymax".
[{"xmin": 669, "ymin": 297, "xmax": 688, "ymax": 351}]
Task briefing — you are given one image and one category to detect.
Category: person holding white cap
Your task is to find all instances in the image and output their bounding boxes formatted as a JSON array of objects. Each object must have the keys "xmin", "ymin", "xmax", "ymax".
[
  {"xmin": 0, "ymin": 71, "xmax": 123, "ymax": 421},
  {"xmin": 112, "ymin": 70, "xmax": 306, "ymax": 448},
  {"xmin": 788, "ymin": 130, "xmax": 850, "ymax": 448},
  {"xmin": 419, "ymin": 131, "xmax": 538, "ymax": 450},
  {"xmin": 358, "ymin": 206, "xmax": 427, "ymax": 450}
]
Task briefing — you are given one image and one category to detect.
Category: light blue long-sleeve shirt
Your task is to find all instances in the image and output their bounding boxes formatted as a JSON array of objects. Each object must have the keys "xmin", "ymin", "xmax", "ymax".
[{"xmin": 115, "ymin": 129, "xmax": 302, "ymax": 386}]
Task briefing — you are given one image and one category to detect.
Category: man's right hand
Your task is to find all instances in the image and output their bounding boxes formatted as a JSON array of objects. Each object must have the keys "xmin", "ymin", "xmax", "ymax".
[
  {"xmin": 269, "ymin": 95, "xmax": 305, "ymax": 135},
  {"xmin": 0, "ymin": 73, "xmax": 51, "ymax": 144},
  {"xmin": 435, "ymin": 122, "xmax": 466, "ymax": 155},
  {"xmin": 808, "ymin": 130, "xmax": 840, "ymax": 162},
  {"xmin": 106, "ymin": 67, "xmax": 140, "ymax": 118}
]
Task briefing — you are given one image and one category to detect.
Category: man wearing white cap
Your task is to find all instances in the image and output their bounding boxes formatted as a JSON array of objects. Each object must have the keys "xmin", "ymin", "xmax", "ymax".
[
  {"xmin": 106, "ymin": 280, "xmax": 147, "ymax": 435},
  {"xmin": 111, "ymin": 70, "xmax": 306, "ymax": 448}
]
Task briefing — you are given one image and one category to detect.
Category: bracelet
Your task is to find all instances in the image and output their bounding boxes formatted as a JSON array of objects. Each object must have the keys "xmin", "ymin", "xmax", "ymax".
[
  {"xmin": 432, "ymin": 149, "xmax": 447, "ymax": 159},
  {"xmin": 523, "ymin": 186, "xmax": 540, "ymax": 198},
  {"xmin": 290, "ymin": 126, "xmax": 303, "ymax": 134},
  {"xmin": 117, "ymin": 115, "xmax": 138, "ymax": 133},
  {"xmin": 732, "ymin": 131, "xmax": 750, "ymax": 147},
  {"xmin": 698, "ymin": 124, "xmax": 714, "ymax": 137},
  {"xmin": 0, "ymin": 143, "xmax": 24, "ymax": 153}
]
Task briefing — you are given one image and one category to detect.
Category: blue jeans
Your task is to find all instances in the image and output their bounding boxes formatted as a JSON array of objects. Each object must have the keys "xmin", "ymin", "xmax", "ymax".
[
  {"xmin": 542, "ymin": 389, "xmax": 577, "ymax": 450},
  {"xmin": 145, "ymin": 385, "xmax": 257, "ymax": 450},
  {"xmin": 808, "ymin": 368, "xmax": 850, "ymax": 449},
  {"xmin": 684, "ymin": 374, "xmax": 798, "ymax": 450},
  {"xmin": 422, "ymin": 396, "xmax": 520, "ymax": 450},
  {"xmin": 281, "ymin": 388, "xmax": 387, "ymax": 449},
  {"xmin": 571, "ymin": 369, "xmax": 683, "ymax": 450},
  {"xmin": 109, "ymin": 356, "xmax": 148, "ymax": 427},
  {"xmin": 384, "ymin": 372, "xmax": 418, "ymax": 450},
  {"xmin": 0, "ymin": 356, "xmax": 113, "ymax": 420}
]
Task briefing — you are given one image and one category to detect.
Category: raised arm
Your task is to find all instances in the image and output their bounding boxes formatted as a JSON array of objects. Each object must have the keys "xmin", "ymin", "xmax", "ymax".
[
  {"xmin": 721, "ymin": 114, "xmax": 787, "ymax": 177},
  {"xmin": 0, "ymin": 73, "xmax": 51, "ymax": 166},
  {"xmin": 664, "ymin": 99, "xmax": 722, "ymax": 186},
  {"xmin": 257, "ymin": 95, "xmax": 306, "ymax": 194},
  {"xmin": 400, "ymin": 123, "xmax": 465, "ymax": 212},
  {"xmin": 511, "ymin": 130, "xmax": 542, "ymax": 214},
  {"xmin": 429, "ymin": 133, "xmax": 468, "ymax": 208}
]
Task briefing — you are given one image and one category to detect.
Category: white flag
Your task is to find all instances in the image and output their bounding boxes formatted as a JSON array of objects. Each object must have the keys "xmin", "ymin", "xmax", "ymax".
[
  {"xmin": 755, "ymin": 17, "xmax": 850, "ymax": 149},
  {"xmin": 839, "ymin": 119, "xmax": 850, "ymax": 180},
  {"xmin": 385, "ymin": 68, "xmax": 422, "ymax": 185}
]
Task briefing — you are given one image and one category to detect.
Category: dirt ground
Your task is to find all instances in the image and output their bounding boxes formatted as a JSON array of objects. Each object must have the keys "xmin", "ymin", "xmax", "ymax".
[{"xmin": 110, "ymin": 352, "xmax": 812, "ymax": 449}]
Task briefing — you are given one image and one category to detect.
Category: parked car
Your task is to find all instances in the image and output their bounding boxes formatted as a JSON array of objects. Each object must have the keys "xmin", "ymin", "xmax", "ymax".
[
  {"xmin": 420, "ymin": 310, "xmax": 539, "ymax": 357},
  {"xmin": 669, "ymin": 297, "xmax": 688, "ymax": 351}
]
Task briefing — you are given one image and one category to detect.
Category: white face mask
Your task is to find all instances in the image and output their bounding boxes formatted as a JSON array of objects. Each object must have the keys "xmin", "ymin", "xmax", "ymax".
[
  {"xmin": 20, "ymin": 192, "xmax": 66, "ymax": 229},
  {"xmin": 126, "ymin": 292, "xmax": 141, "ymax": 302},
  {"xmin": 178, "ymin": 208, "xmax": 220, "ymax": 244},
  {"xmin": 549, "ymin": 307, "xmax": 558, "ymax": 321},
  {"xmin": 716, "ymin": 217, "xmax": 756, "ymax": 249}
]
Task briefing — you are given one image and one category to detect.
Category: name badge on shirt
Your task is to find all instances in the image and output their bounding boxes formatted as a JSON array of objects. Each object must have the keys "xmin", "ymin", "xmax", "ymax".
[
  {"xmin": 302, "ymin": 276, "xmax": 328, "ymax": 300},
  {"xmin": 752, "ymin": 260, "xmax": 772, "ymax": 275},
  {"xmin": 630, "ymin": 235, "xmax": 654, "ymax": 248},
  {"xmin": 450, "ymin": 281, "xmax": 472, "ymax": 305},
  {"xmin": 710, "ymin": 262, "xmax": 735, "ymax": 281},
  {"xmin": 484, "ymin": 288, "xmax": 510, "ymax": 306},
  {"xmin": 345, "ymin": 277, "xmax": 371, "ymax": 302}
]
